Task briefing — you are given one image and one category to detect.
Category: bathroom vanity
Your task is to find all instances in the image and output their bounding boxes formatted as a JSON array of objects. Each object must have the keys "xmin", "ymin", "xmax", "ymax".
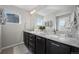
[{"xmin": 23, "ymin": 31, "xmax": 79, "ymax": 54}]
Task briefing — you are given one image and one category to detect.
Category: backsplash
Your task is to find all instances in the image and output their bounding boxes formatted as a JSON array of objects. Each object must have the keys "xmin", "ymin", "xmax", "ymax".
[{"xmin": 66, "ymin": 6, "xmax": 79, "ymax": 39}]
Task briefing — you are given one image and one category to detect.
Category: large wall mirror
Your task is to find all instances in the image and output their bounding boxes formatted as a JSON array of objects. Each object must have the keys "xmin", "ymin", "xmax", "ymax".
[
  {"xmin": 33, "ymin": 14, "xmax": 45, "ymax": 31},
  {"xmin": 56, "ymin": 13, "xmax": 71, "ymax": 33}
]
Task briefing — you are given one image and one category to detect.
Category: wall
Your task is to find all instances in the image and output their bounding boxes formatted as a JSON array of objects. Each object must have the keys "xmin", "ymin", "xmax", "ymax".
[
  {"xmin": 1, "ymin": 6, "xmax": 31, "ymax": 48},
  {"xmin": 0, "ymin": 25, "xmax": 1, "ymax": 51}
]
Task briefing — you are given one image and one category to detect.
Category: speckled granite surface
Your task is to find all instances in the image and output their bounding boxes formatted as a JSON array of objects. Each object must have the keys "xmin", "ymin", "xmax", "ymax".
[{"xmin": 24, "ymin": 30, "xmax": 79, "ymax": 48}]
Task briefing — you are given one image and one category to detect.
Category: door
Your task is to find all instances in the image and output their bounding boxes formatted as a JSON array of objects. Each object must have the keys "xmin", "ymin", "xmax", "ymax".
[
  {"xmin": 1, "ymin": 8, "xmax": 24, "ymax": 48},
  {"xmin": 2, "ymin": 23, "xmax": 23, "ymax": 47},
  {"xmin": 1, "ymin": 15, "xmax": 21, "ymax": 48}
]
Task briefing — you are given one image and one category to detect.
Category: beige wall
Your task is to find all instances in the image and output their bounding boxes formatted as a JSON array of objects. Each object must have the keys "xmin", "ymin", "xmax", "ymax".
[
  {"xmin": 1, "ymin": 6, "xmax": 31, "ymax": 48},
  {"xmin": 0, "ymin": 25, "xmax": 1, "ymax": 51}
]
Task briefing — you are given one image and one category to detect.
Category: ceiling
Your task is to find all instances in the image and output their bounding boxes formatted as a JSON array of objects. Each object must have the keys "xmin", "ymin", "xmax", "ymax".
[
  {"xmin": 15, "ymin": 5, "xmax": 74, "ymax": 16},
  {"xmin": 15, "ymin": 5, "xmax": 38, "ymax": 11},
  {"xmin": 36, "ymin": 5, "xmax": 74, "ymax": 16}
]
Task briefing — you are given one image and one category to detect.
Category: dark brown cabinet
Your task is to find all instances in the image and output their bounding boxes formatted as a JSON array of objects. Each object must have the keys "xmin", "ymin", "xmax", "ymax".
[
  {"xmin": 24, "ymin": 32, "xmax": 36, "ymax": 53},
  {"xmin": 70, "ymin": 46, "xmax": 79, "ymax": 54},
  {"xmin": 28, "ymin": 34, "xmax": 36, "ymax": 53},
  {"xmin": 46, "ymin": 39, "xmax": 70, "ymax": 54},
  {"xmin": 23, "ymin": 32, "xmax": 79, "ymax": 54},
  {"xmin": 36, "ymin": 36, "xmax": 46, "ymax": 54},
  {"xmin": 23, "ymin": 32, "xmax": 29, "ymax": 48}
]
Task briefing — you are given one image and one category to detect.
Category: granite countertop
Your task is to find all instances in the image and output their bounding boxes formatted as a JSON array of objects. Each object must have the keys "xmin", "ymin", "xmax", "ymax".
[{"xmin": 24, "ymin": 30, "xmax": 79, "ymax": 48}]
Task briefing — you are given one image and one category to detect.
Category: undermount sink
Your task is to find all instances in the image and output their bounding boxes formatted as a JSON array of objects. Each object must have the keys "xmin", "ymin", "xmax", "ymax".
[
  {"xmin": 30, "ymin": 31, "xmax": 65, "ymax": 39},
  {"xmin": 56, "ymin": 34, "xmax": 65, "ymax": 37},
  {"xmin": 38, "ymin": 32, "xmax": 64, "ymax": 38}
]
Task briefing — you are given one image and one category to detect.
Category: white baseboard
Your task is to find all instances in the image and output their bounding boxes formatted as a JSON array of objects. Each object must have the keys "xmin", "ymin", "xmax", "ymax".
[{"xmin": 1, "ymin": 42, "xmax": 24, "ymax": 50}]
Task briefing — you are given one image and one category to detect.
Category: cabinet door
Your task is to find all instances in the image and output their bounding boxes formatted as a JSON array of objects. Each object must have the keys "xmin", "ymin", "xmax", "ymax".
[
  {"xmin": 29, "ymin": 44, "xmax": 35, "ymax": 54},
  {"xmin": 28, "ymin": 34, "xmax": 36, "ymax": 53},
  {"xmin": 71, "ymin": 46, "xmax": 79, "ymax": 54},
  {"xmin": 36, "ymin": 36, "xmax": 46, "ymax": 54},
  {"xmin": 46, "ymin": 39, "xmax": 70, "ymax": 54},
  {"xmin": 23, "ymin": 32, "xmax": 29, "ymax": 47}
]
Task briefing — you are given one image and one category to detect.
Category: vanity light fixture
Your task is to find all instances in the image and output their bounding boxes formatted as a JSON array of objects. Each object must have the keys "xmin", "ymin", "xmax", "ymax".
[{"xmin": 30, "ymin": 10, "xmax": 36, "ymax": 14}]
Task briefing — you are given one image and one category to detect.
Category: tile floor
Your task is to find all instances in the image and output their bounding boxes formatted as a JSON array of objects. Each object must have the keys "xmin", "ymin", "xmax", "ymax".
[{"xmin": 1, "ymin": 44, "xmax": 31, "ymax": 54}]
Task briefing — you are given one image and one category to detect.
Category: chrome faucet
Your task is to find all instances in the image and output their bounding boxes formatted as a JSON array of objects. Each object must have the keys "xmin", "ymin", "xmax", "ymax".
[{"xmin": 54, "ymin": 29, "xmax": 56, "ymax": 34}]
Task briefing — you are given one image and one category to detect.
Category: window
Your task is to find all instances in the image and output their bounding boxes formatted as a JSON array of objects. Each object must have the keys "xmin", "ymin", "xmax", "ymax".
[
  {"xmin": 6, "ymin": 13, "xmax": 19, "ymax": 23},
  {"xmin": 4, "ymin": 9, "xmax": 20, "ymax": 24}
]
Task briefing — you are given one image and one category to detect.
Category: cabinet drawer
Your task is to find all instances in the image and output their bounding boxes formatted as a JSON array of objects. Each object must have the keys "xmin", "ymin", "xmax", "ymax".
[
  {"xmin": 29, "ymin": 34, "xmax": 35, "ymax": 42},
  {"xmin": 36, "ymin": 36, "xmax": 45, "ymax": 41},
  {"xmin": 29, "ymin": 35, "xmax": 35, "ymax": 48},
  {"xmin": 24, "ymin": 32, "xmax": 29, "ymax": 37},
  {"xmin": 29, "ymin": 34, "xmax": 35, "ymax": 38},
  {"xmin": 29, "ymin": 37, "xmax": 35, "ymax": 43}
]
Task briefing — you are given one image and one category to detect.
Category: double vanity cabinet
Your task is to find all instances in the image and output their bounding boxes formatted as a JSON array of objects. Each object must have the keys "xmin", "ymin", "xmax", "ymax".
[
  {"xmin": 24, "ymin": 32, "xmax": 45, "ymax": 54},
  {"xmin": 23, "ymin": 31, "xmax": 79, "ymax": 54}
]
